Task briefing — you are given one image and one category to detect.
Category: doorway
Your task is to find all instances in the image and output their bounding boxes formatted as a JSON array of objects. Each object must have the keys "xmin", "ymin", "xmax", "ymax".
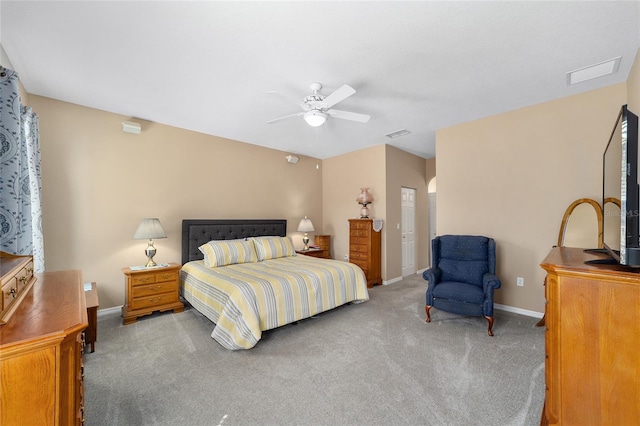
[
  {"xmin": 401, "ymin": 187, "xmax": 416, "ymax": 276},
  {"xmin": 428, "ymin": 177, "xmax": 437, "ymax": 267}
]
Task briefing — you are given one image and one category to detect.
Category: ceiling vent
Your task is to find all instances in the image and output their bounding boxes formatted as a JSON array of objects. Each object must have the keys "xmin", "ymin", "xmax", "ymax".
[
  {"xmin": 566, "ymin": 57, "xmax": 621, "ymax": 85},
  {"xmin": 385, "ymin": 129, "xmax": 412, "ymax": 139}
]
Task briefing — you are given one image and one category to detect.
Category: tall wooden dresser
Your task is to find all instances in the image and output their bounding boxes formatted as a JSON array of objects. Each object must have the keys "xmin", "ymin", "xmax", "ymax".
[
  {"xmin": 540, "ymin": 247, "xmax": 640, "ymax": 425},
  {"xmin": 0, "ymin": 269, "xmax": 88, "ymax": 425},
  {"xmin": 348, "ymin": 219, "xmax": 382, "ymax": 288}
]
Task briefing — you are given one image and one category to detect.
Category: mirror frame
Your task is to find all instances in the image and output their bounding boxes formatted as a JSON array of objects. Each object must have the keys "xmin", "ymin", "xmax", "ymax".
[{"xmin": 557, "ymin": 198, "xmax": 603, "ymax": 248}]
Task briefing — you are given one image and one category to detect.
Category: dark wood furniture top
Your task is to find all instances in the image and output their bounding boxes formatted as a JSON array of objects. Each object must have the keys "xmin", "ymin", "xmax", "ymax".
[{"xmin": 85, "ymin": 281, "xmax": 99, "ymax": 353}]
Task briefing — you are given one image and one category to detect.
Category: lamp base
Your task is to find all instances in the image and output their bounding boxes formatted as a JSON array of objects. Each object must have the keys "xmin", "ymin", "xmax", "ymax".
[
  {"xmin": 303, "ymin": 234, "xmax": 310, "ymax": 250},
  {"xmin": 359, "ymin": 203, "xmax": 370, "ymax": 218},
  {"xmin": 145, "ymin": 241, "xmax": 157, "ymax": 267}
]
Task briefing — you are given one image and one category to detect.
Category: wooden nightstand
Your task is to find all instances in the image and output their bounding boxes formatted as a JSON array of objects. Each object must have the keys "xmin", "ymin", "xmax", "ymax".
[
  {"xmin": 121, "ymin": 263, "xmax": 184, "ymax": 325},
  {"xmin": 296, "ymin": 235, "xmax": 331, "ymax": 259},
  {"xmin": 84, "ymin": 281, "xmax": 99, "ymax": 353}
]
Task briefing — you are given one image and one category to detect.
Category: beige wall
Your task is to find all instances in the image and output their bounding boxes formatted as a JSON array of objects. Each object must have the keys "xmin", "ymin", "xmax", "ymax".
[
  {"xmin": 384, "ymin": 145, "xmax": 430, "ymax": 279},
  {"xmin": 322, "ymin": 145, "xmax": 387, "ymax": 275},
  {"xmin": 436, "ymin": 83, "xmax": 627, "ymax": 313},
  {"xmin": 322, "ymin": 144, "xmax": 432, "ymax": 283},
  {"xmin": 29, "ymin": 95, "xmax": 323, "ymax": 309}
]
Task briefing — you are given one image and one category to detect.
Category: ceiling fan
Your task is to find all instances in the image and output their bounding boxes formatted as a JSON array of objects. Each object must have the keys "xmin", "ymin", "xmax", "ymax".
[{"xmin": 267, "ymin": 82, "xmax": 371, "ymax": 127}]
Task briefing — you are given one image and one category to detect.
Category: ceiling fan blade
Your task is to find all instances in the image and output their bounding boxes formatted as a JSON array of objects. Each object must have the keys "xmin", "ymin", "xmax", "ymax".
[
  {"xmin": 267, "ymin": 112, "xmax": 304, "ymax": 124},
  {"xmin": 322, "ymin": 85, "xmax": 356, "ymax": 109},
  {"xmin": 327, "ymin": 109, "xmax": 371, "ymax": 123}
]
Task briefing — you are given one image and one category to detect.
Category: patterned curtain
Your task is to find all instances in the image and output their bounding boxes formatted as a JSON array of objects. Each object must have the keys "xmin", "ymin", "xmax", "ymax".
[{"xmin": 0, "ymin": 67, "xmax": 44, "ymax": 272}]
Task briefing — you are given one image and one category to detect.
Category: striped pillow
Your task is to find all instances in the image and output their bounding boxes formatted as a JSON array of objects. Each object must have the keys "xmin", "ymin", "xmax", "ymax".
[
  {"xmin": 251, "ymin": 236, "xmax": 296, "ymax": 261},
  {"xmin": 198, "ymin": 239, "xmax": 257, "ymax": 268}
]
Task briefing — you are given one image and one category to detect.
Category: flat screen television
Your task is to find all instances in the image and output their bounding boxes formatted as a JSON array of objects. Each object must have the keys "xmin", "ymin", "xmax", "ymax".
[{"xmin": 602, "ymin": 104, "xmax": 640, "ymax": 266}]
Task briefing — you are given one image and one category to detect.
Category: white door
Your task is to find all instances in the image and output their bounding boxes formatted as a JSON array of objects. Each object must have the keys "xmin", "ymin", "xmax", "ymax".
[{"xmin": 401, "ymin": 187, "xmax": 416, "ymax": 276}]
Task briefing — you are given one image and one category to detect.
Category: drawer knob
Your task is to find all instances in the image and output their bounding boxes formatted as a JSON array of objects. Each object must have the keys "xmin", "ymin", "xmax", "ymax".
[{"xmin": 8, "ymin": 288, "xmax": 17, "ymax": 298}]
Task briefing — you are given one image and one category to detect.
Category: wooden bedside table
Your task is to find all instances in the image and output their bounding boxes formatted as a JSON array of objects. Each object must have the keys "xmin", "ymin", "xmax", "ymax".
[
  {"xmin": 121, "ymin": 263, "xmax": 184, "ymax": 325},
  {"xmin": 296, "ymin": 248, "xmax": 329, "ymax": 259},
  {"xmin": 296, "ymin": 235, "xmax": 331, "ymax": 259},
  {"xmin": 85, "ymin": 281, "xmax": 99, "ymax": 353}
]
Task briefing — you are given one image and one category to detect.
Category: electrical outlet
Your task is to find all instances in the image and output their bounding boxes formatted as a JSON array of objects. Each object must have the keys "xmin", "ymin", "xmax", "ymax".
[
  {"xmin": 344, "ymin": 254, "xmax": 349, "ymax": 261},
  {"xmin": 516, "ymin": 277, "xmax": 524, "ymax": 287}
]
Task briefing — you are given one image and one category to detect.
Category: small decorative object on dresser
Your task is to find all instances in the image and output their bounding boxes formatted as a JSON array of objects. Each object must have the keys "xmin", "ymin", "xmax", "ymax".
[
  {"xmin": 348, "ymin": 219, "xmax": 382, "ymax": 288},
  {"xmin": 356, "ymin": 187, "xmax": 374, "ymax": 218},
  {"xmin": 122, "ymin": 263, "xmax": 184, "ymax": 325},
  {"xmin": 296, "ymin": 235, "xmax": 331, "ymax": 259}
]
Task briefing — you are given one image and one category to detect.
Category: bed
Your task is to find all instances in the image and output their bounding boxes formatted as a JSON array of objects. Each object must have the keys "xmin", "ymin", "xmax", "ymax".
[{"xmin": 180, "ymin": 219, "xmax": 369, "ymax": 350}]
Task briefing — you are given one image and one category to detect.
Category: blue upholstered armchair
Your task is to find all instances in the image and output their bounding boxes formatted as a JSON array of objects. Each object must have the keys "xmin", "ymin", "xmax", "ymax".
[{"xmin": 423, "ymin": 235, "xmax": 501, "ymax": 336}]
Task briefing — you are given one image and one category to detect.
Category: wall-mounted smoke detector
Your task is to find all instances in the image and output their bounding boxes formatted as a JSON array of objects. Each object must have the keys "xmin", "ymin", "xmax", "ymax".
[
  {"xmin": 566, "ymin": 57, "xmax": 621, "ymax": 85},
  {"xmin": 385, "ymin": 129, "xmax": 412, "ymax": 139},
  {"xmin": 285, "ymin": 155, "xmax": 299, "ymax": 164}
]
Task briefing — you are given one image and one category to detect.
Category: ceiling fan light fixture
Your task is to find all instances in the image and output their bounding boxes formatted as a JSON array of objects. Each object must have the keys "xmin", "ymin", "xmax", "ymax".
[{"xmin": 304, "ymin": 110, "xmax": 327, "ymax": 127}]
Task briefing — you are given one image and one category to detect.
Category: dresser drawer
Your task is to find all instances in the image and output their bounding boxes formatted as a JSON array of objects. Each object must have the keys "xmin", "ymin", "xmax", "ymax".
[
  {"xmin": 131, "ymin": 270, "xmax": 178, "ymax": 286},
  {"xmin": 350, "ymin": 244, "xmax": 369, "ymax": 254},
  {"xmin": 132, "ymin": 281, "xmax": 177, "ymax": 298},
  {"xmin": 350, "ymin": 229, "xmax": 370, "ymax": 238},
  {"xmin": 2, "ymin": 281, "xmax": 16, "ymax": 312},
  {"xmin": 131, "ymin": 292, "xmax": 179, "ymax": 310},
  {"xmin": 350, "ymin": 221, "xmax": 371, "ymax": 230},
  {"xmin": 350, "ymin": 236, "xmax": 369, "ymax": 245},
  {"xmin": 350, "ymin": 258, "xmax": 368, "ymax": 271}
]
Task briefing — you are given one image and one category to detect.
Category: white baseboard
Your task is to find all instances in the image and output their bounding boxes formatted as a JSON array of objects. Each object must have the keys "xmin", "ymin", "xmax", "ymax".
[
  {"xmin": 383, "ymin": 276, "xmax": 403, "ymax": 285},
  {"xmin": 495, "ymin": 303, "xmax": 543, "ymax": 318},
  {"xmin": 98, "ymin": 306, "xmax": 122, "ymax": 318}
]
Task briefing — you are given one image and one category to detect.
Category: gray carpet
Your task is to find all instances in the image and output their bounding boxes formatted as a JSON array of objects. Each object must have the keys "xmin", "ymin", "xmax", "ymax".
[{"xmin": 84, "ymin": 274, "xmax": 545, "ymax": 426}]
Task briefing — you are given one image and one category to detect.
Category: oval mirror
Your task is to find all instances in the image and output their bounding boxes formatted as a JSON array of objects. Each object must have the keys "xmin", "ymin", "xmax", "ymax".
[{"xmin": 558, "ymin": 198, "xmax": 603, "ymax": 248}]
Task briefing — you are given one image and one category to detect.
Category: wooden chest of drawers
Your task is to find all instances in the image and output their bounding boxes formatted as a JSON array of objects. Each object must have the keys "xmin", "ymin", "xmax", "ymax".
[
  {"xmin": 348, "ymin": 219, "xmax": 381, "ymax": 288},
  {"xmin": 121, "ymin": 263, "xmax": 184, "ymax": 325},
  {"xmin": 0, "ymin": 251, "xmax": 36, "ymax": 326},
  {"xmin": 540, "ymin": 247, "xmax": 640, "ymax": 425},
  {"xmin": 1, "ymin": 270, "xmax": 87, "ymax": 425}
]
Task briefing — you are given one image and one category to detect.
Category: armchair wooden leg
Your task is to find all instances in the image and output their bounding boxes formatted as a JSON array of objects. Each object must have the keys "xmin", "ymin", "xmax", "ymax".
[
  {"xmin": 425, "ymin": 305, "xmax": 431, "ymax": 323},
  {"xmin": 484, "ymin": 316, "xmax": 494, "ymax": 336}
]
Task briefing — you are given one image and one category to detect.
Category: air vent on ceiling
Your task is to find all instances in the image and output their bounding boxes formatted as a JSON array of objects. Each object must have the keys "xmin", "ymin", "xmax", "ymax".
[
  {"xmin": 385, "ymin": 129, "xmax": 412, "ymax": 139},
  {"xmin": 566, "ymin": 57, "xmax": 621, "ymax": 85}
]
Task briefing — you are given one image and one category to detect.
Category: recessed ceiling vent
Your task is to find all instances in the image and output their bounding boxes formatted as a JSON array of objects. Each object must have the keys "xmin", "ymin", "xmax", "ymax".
[
  {"xmin": 385, "ymin": 129, "xmax": 412, "ymax": 139},
  {"xmin": 566, "ymin": 57, "xmax": 621, "ymax": 85}
]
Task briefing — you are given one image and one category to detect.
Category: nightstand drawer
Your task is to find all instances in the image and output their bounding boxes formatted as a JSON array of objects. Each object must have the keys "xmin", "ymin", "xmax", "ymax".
[
  {"xmin": 131, "ymin": 270, "xmax": 178, "ymax": 286},
  {"xmin": 131, "ymin": 292, "xmax": 178, "ymax": 310},
  {"xmin": 132, "ymin": 281, "xmax": 176, "ymax": 298}
]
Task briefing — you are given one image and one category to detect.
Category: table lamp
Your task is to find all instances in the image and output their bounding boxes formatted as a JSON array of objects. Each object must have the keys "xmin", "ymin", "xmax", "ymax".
[
  {"xmin": 297, "ymin": 217, "xmax": 315, "ymax": 250},
  {"xmin": 133, "ymin": 218, "xmax": 167, "ymax": 267}
]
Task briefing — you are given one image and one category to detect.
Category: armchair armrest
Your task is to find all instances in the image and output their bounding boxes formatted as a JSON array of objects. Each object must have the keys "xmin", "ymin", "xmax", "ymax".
[
  {"xmin": 422, "ymin": 267, "xmax": 442, "ymax": 287},
  {"xmin": 483, "ymin": 273, "xmax": 501, "ymax": 292}
]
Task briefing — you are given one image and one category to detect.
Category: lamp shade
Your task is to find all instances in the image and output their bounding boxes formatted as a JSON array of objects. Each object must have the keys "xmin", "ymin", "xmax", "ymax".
[
  {"xmin": 304, "ymin": 110, "xmax": 327, "ymax": 127},
  {"xmin": 133, "ymin": 218, "xmax": 167, "ymax": 240},
  {"xmin": 297, "ymin": 217, "xmax": 315, "ymax": 233},
  {"xmin": 356, "ymin": 188, "xmax": 374, "ymax": 204}
]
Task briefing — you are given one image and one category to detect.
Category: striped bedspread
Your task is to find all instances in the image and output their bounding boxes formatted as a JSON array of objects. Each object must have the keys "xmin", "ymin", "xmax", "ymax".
[{"xmin": 180, "ymin": 255, "xmax": 369, "ymax": 350}]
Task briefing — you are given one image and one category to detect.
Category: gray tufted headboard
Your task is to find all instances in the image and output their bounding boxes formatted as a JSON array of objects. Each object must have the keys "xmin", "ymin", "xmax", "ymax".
[{"xmin": 181, "ymin": 219, "xmax": 287, "ymax": 264}]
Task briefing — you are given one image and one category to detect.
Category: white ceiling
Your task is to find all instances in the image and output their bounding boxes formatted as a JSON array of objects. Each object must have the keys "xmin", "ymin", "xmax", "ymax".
[{"xmin": 1, "ymin": 1, "xmax": 639, "ymax": 160}]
